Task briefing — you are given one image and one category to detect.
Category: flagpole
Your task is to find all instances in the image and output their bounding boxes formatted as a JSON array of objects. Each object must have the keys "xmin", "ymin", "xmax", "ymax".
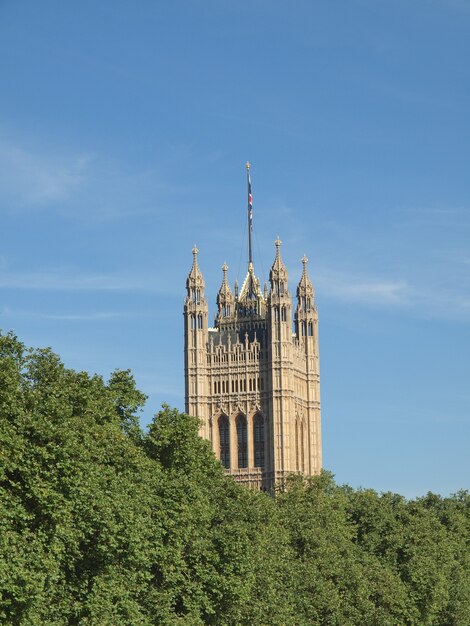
[{"xmin": 246, "ymin": 161, "xmax": 253, "ymax": 267}]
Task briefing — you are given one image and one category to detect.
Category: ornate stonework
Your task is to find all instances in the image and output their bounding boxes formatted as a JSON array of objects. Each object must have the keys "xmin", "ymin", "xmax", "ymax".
[{"xmin": 184, "ymin": 175, "xmax": 321, "ymax": 490}]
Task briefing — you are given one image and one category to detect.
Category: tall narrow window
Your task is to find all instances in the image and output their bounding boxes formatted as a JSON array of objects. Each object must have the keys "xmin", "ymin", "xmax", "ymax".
[
  {"xmin": 295, "ymin": 420, "xmax": 299, "ymax": 471},
  {"xmin": 254, "ymin": 414, "xmax": 265, "ymax": 468},
  {"xmin": 308, "ymin": 322, "xmax": 313, "ymax": 336},
  {"xmin": 198, "ymin": 314, "xmax": 203, "ymax": 329},
  {"xmin": 281, "ymin": 306, "xmax": 287, "ymax": 321},
  {"xmin": 219, "ymin": 416, "xmax": 230, "ymax": 469},
  {"xmin": 236, "ymin": 415, "xmax": 248, "ymax": 468},
  {"xmin": 300, "ymin": 421, "xmax": 305, "ymax": 472}
]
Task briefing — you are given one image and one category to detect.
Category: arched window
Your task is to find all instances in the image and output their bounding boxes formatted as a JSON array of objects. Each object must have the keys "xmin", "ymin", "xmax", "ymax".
[
  {"xmin": 300, "ymin": 421, "xmax": 305, "ymax": 472},
  {"xmin": 281, "ymin": 306, "xmax": 287, "ymax": 322},
  {"xmin": 274, "ymin": 307, "xmax": 279, "ymax": 322},
  {"xmin": 198, "ymin": 314, "xmax": 203, "ymax": 329},
  {"xmin": 254, "ymin": 414, "xmax": 265, "ymax": 468},
  {"xmin": 190, "ymin": 315, "xmax": 196, "ymax": 330},
  {"xmin": 301, "ymin": 321, "xmax": 306, "ymax": 336},
  {"xmin": 308, "ymin": 322, "xmax": 313, "ymax": 336},
  {"xmin": 219, "ymin": 416, "xmax": 230, "ymax": 469},
  {"xmin": 236, "ymin": 414, "xmax": 248, "ymax": 468}
]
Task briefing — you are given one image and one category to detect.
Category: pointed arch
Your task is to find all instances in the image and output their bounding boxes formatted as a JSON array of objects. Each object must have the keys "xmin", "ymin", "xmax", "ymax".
[
  {"xmin": 253, "ymin": 413, "xmax": 265, "ymax": 468},
  {"xmin": 218, "ymin": 415, "xmax": 230, "ymax": 469},
  {"xmin": 236, "ymin": 414, "xmax": 248, "ymax": 468}
]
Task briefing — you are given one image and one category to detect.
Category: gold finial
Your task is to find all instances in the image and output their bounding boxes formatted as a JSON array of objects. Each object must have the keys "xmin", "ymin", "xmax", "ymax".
[
  {"xmin": 192, "ymin": 244, "xmax": 199, "ymax": 256},
  {"xmin": 275, "ymin": 236, "xmax": 282, "ymax": 247},
  {"xmin": 246, "ymin": 161, "xmax": 251, "ymax": 171},
  {"xmin": 302, "ymin": 254, "xmax": 308, "ymax": 265},
  {"xmin": 222, "ymin": 262, "xmax": 228, "ymax": 274}
]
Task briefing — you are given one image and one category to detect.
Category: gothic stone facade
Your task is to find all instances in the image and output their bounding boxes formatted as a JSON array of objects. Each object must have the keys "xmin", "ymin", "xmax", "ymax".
[{"xmin": 184, "ymin": 239, "xmax": 321, "ymax": 490}]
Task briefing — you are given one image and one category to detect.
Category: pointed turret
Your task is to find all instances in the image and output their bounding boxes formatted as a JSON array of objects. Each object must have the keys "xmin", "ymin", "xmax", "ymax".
[
  {"xmin": 186, "ymin": 244, "xmax": 205, "ymax": 298},
  {"xmin": 297, "ymin": 255, "xmax": 314, "ymax": 304},
  {"xmin": 216, "ymin": 262, "xmax": 234, "ymax": 322},
  {"xmin": 269, "ymin": 237, "xmax": 289, "ymax": 296},
  {"xmin": 295, "ymin": 254, "xmax": 317, "ymax": 345}
]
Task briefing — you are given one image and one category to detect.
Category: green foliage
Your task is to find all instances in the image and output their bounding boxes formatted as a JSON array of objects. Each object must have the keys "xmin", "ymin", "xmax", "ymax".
[{"xmin": 1, "ymin": 330, "xmax": 469, "ymax": 625}]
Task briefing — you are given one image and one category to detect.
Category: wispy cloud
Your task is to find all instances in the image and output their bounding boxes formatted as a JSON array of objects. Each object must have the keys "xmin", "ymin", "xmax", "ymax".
[
  {"xmin": 0, "ymin": 140, "xmax": 89, "ymax": 207},
  {"xmin": 0, "ymin": 136, "xmax": 198, "ymax": 222},
  {"xmin": 316, "ymin": 267, "xmax": 470, "ymax": 322},
  {"xmin": 0, "ymin": 268, "xmax": 180, "ymax": 296},
  {"xmin": 1, "ymin": 307, "xmax": 127, "ymax": 322},
  {"xmin": 316, "ymin": 269, "xmax": 410, "ymax": 306}
]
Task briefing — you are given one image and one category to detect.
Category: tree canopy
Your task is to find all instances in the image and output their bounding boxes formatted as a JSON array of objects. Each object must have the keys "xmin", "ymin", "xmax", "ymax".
[{"xmin": 0, "ymin": 330, "xmax": 469, "ymax": 625}]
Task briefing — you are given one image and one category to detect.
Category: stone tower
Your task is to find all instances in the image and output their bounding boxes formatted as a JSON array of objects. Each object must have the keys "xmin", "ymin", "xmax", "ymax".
[{"xmin": 184, "ymin": 165, "xmax": 321, "ymax": 490}]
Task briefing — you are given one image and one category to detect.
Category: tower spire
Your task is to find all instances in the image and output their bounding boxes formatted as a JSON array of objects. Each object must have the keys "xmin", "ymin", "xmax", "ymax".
[{"xmin": 246, "ymin": 161, "xmax": 253, "ymax": 267}]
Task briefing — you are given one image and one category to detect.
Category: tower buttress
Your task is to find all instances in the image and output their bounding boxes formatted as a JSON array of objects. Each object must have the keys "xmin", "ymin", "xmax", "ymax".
[
  {"xmin": 295, "ymin": 254, "xmax": 322, "ymax": 474},
  {"xmin": 184, "ymin": 245, "xmax": 209, "ymax": 436},
  {"xmin": 267, "ymin": 237, "xmax": 294, "ymax": 482}
]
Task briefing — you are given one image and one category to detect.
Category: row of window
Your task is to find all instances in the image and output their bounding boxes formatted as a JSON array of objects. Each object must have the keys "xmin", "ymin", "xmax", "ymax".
[
  {"xmin": 299, "ymin": 321, "xmax": 314, "ymax": 336},
  {"xmin": 273, "ymin": 282, "xmax": 286, "ymax": 296},
  {"xmin": 189, "ymin": 314, "xmax": 204, "ymax": 330},
  {"xmin": 300, "ymin": 296, "xmax": 312, "ymax": 310},
  {"xmin": 208, "ymin": 350, "xmax": 264, "ymax": 363},
  {"xmin": 220, "ymin": 304, "xmax": 232, "ymax": 317},
  {"xmin": 273, "ymin": 306, "xmax": 288, "ymax": 322},
  {"xmin": 238, "ymin": 304, "xmax": 259, "ymax": 317},
  {"xmin": 214, "ymin": 377, "xmax": 264, "ymax": 394},
  {"xmin": 190, "ymin": 288, "xmax": 201, "ymax": 303},
  {"xmin": 219, "ymin": 414, "xmax": 265, "ymax": 469},
  {"xmin": 191, "ymin": 291, "xmax": 310, "ymax": 311},
  {"xmin": 190, "ymin": 314, "xmax": 312, "ymax": 335}
]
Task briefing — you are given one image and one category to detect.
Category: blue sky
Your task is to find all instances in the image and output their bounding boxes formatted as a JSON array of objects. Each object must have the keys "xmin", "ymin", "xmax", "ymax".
[{"xmin": 1, "ymin": 0, "xmax": 469, "ymax": 497}]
